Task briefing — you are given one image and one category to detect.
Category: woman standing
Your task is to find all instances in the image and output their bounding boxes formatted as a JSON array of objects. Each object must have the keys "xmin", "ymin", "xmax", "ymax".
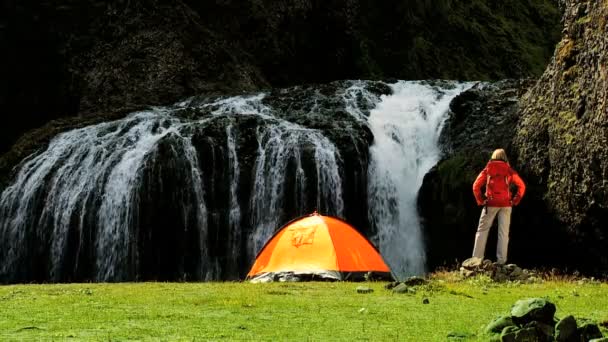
[{"xmin": 472, "ymin": 149, "xmax": 526, "ymax": 264}]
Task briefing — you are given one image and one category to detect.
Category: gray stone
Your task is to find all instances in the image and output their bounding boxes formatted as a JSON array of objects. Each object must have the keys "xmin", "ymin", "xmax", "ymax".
[
  {"xmin": 511, "ymin": 298, "xmax": 556, "ymax": 325},
  {"xmin": 509, "ymin": 267, "xmax": 523, "ymax": 278},
  {"xmin": 493, "ymin": 272, "xmax": 510, "ymax": 283},
  {"xmin": 384, "ymin": 281, "xmax": 399, "ymax": 290},
  {"xmin": 460, "ymin": 268, "xmax": 475, "ymax": 278},
  {"xmin": 485, "ymin": 316, "xmax": 516, "ymax": 334},
  {"xmin": 356, "ymin": 286, "xmax": 373, "ymax": 294},
  {"xmin": 579, "ymin": 323, "xmax": 603, "ymax": 341},
  {"xmin": 462, "ymin": 257, "xmax": 482, "ymax": 269},
  {"xmin": 555, "ymin": 315, "xmax": 578, "ymax": 342},
  {"xmin": 391, "ymin": 283, "xmax": 409, "ymax": 294},
  {"xmin": 403, "ymin": 276, "xmax": 428, "ymax": 286}
]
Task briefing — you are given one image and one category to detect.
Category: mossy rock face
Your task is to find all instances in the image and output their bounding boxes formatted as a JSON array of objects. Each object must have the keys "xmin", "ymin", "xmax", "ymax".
[
  {"xmin": 510, "ymin": 298, "xmax": 556, "ymax": 325},
  {"xmin": 513, "ymin": 0, "xmax": 608, "ymax": 273}
]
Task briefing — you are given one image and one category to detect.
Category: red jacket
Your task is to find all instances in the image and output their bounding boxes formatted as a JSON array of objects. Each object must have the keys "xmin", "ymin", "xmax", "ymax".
[{"xmin": 473, "ymin": 160, "xmax": 526, "ymax": 207}]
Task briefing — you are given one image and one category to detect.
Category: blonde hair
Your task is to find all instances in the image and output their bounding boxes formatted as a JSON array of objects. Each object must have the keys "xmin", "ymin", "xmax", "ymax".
[{"xmin": 491, "ymin": 149, "xmax": 509, "ymax": 163}]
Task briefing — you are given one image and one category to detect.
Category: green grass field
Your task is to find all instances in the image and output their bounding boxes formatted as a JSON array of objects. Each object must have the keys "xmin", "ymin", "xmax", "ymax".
[{"xmin": 1, "ymin": 275, "xmax": 607, "ymax": 341}]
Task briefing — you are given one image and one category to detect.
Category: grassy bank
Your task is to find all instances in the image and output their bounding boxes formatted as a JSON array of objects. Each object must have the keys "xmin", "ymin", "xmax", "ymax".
[{"xmin": 1, "ymin": 276, "xmax": 607, "ymax": 341}]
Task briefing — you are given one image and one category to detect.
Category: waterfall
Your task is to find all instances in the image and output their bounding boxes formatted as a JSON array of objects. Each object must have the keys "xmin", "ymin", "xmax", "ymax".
[
  {"xmin": 367, "ymin": 81, "xmax": 472, "ymax": 279},
  {"xmin": 0, "ymin": 80, "xmax": 471, "ymax": 282},
  {"xmin": 248, "ymin": 121, "xmax": 344, "ymax": 258}
]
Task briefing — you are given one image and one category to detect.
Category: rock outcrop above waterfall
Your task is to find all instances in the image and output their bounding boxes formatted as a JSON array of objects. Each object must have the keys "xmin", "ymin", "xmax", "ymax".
[
  {"xmin": 513, "ymin": 0, "xmax": 608, "ymax": 270},
  {"xmin": 2, "ymin": 0, "xmax": 561, "ymax": 153},
  {"xmin": 420, "ymin": 0, "xmax": 608, "ymax": 275}
]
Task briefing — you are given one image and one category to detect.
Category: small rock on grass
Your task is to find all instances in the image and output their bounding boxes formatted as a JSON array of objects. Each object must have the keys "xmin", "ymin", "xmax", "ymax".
[
  {"xmin": 446, "ymin": 331, "xmax": 475, "ymax": 340},
  {"xmin": 391, "ymin": 283, "xmax": 409, "ymax": 293},
  {"xmin": 403, "ymin": 276, "xmax": 428, "ymax": 286},
  {"xmin": 422, "ymin": 298, "xmax": 430, "ymax": 304},
  {"xmin": 356, "ymin": 286, "xmax": 373, "ymax": 294}
]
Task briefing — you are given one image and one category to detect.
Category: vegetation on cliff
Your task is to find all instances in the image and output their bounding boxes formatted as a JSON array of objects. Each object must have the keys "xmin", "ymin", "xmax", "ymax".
[
  {"xmin": 513, "ymin": 0, "xmax": 608, "ymax": 271},
  {"xmin": 2, "ymin": 0, "xmax": 561, "ymax": 153}
]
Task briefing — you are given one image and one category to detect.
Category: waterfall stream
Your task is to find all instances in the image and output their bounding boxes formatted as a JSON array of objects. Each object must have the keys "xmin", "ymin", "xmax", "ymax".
[{"xmin": 0, "ymin": 80, "xmax": 470, "ymax": 282}]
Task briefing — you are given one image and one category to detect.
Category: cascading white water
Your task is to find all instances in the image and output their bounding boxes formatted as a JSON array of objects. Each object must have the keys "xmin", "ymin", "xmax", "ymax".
[
  {"xmin": 0, "ymin": 110, "xmax": 213, "ymax": 281},
  {"xmin": 248, "ymin": 121, "xmax": 344, "ymax": 256},
  {"xmin": 193, "ymin": 94, "xmax": 346, "ymax": 258},
  {"xmin": 226, "ymin": 123, "xmax": 241, "ymax": 273},
  {"xmin": 367, "ymin": 81, "xmax": 472, "ymax": 279},
  {"xmin": 0, "ymin": 91, "xmax": 348, "ymax": 282},
  {"xmin": 0, "ymin": 80, "xmax": 472, "ymax": 282}
]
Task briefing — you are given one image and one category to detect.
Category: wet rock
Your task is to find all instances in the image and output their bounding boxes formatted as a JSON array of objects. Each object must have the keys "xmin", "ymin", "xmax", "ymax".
[{"xmin": 511, "ymin": 298, "xmax": 556, "ymax": 325}]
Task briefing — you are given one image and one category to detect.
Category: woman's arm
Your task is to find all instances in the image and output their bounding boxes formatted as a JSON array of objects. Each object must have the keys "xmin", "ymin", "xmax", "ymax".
[{"xmin": 472, "ymin": 168, "xmax": 488, "ymax": 206}]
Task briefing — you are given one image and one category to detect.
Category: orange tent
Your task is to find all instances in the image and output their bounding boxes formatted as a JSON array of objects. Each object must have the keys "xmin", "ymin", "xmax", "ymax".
[{"xmin": 247, "ymin": 213, "xmax": 392, "ymax": 282}]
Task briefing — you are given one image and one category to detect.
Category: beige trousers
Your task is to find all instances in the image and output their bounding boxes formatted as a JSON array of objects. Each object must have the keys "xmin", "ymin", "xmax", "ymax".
[{"xmin": 472, "ymin": 206, "xmax": 512, "ymax": 264}]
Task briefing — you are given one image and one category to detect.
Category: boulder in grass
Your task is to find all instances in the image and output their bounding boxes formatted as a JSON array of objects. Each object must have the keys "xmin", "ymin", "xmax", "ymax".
[
  {"xmin": 515, "ymin": 327, "xmax": 542, "ymax": 341},
  {"xmin": 524, "ymin": 321, "xmax": 554, "ymax": 341},
  {"xmin": 578, "ymin": 323, "xmax": 603, "ymax": 341},
  {"xmin": 511, "ymin": 298, "xmax": 556, "ymax": 325},
  {"xmin": 555, "ymin": 315, "xmax": 578, "ymax": 342},
  {"xmin": 485, "ymin": 315, "xmax": 515, "ymax": 334}
]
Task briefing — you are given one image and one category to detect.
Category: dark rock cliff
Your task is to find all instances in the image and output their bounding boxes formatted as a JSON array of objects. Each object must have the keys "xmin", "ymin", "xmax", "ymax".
[
  {"xmin": 420, "ymin": 0, "xmax": 608, "ymax": 275},
  {"xmin": 1, "ymin": 0, "xmax": 560, "ymax": 154},
  {"xmin": 513, "ymin": 0, "xmax": 608, "ymax": 271},
  {"xmin": 418, "ymin": 80, "xmax": 571, "ymax": 271}
]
